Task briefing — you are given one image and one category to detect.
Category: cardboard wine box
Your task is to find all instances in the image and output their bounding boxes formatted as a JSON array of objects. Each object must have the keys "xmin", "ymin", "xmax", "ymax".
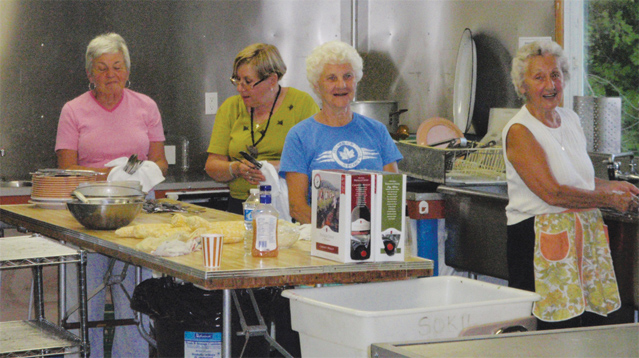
[
  {"xmin": 311, "ymin": 169, "xmax": 374, "ymax": 263},
  {"xmin": 362, "ymin": 171, "xmax": 406, "ymax": 261}
]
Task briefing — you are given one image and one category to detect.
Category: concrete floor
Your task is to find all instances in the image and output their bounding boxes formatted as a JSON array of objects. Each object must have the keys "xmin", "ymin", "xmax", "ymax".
[{"xmin": 1, "ymin": 228, "xmax": 60, "ymax": 323}]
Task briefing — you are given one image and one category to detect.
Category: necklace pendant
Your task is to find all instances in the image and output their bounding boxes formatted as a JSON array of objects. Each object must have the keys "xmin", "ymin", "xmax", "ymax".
[{"xmin": 246, "ymin": 145, "xmax": 259, "ymax": 157}]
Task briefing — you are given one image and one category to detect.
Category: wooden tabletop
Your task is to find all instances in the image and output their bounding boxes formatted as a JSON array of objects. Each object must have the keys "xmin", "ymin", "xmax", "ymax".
[{"xmin": 0, "ymin": 202, "xmax": 433, "ymax": 290}]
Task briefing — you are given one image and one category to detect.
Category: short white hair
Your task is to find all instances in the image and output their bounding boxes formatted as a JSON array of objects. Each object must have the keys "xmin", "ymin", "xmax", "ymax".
[
  {"xmin": 85, "ymin": 33, "xmax": 131, "ymax": 74},
  {"xmin": 511, "ymin": 40, "xmax": 569, "ymax": 100},
  {"xmin": 306, "ymin": 41, "xmax": 363, "ymax": 93}
]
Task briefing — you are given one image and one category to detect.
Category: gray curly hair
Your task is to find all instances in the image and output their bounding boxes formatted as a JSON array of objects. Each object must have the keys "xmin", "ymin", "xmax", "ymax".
[
  {"xmin": 511, "ymin": 40, "xmax": 569, "ymax": 100},
  {"xmin": 306, "ymin": 41, "xmax": 363, "ymax": 95},
  {"xmin": 85, "ymin": 33, "xmax": 131, "ymax": 74}
]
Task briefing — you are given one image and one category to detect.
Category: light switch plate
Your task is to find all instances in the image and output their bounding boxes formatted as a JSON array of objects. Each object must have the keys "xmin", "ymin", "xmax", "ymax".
[
  {"xmin": 165, "ymin": 145, "xmax": 176, "ymax": 165},
  {"xmin": 205, "ymin": 92, "xmax": 218, "ymax": 115}
]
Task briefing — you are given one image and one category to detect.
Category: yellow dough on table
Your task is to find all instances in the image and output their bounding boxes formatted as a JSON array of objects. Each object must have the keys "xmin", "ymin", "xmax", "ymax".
[
  {"xmin": 118, "ymin": 214, "xmax": 245, "ymax": 250},
  {"xmin": 198, "ymin": 221, "xmax": 245, "ymax": 244}
]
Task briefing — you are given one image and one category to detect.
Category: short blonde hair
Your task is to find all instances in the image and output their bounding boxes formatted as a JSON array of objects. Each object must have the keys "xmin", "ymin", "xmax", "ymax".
[
  {"xmin": 511, "ymin": 40, "xmax": 570, "ymax": 100},
  {"xmin": 306, "ymin": 41, "xmax": 363, "ymax": 92},
  {"xmin": 232, "ymin": 43, "xmax": 287, "ymax": 81},
  {"xmin": 85, "ymin": 33, "xmax": 130, "ymax": 74}
]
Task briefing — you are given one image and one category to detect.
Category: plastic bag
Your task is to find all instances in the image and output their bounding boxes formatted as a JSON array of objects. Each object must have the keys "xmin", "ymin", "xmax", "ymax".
[
  {"xmin": 259, "ymin": 161, "xmax": 292, "ymax": 222},
  {"xmin": 130, "ymin": 277, "xmax": 222, "ymax": 325}
]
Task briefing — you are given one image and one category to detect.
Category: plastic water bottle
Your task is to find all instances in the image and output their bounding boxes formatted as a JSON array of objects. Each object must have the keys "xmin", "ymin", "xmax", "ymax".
[
  {"xmin": 243, "ymin": 188, "xmax": 260, "ymax": 253},
  {"xmin": 252, "ymin": 193, "xmax": 279, "ymax": 257}
]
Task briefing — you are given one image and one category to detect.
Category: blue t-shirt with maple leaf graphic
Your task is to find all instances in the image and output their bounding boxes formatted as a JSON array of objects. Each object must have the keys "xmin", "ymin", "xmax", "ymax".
[{"xmin": 279, "ymin": 112, "xmax": 403, "ymax": 191}]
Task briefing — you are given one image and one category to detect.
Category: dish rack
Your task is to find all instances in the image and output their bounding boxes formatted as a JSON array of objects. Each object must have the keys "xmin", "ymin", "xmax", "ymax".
[{"xmin": 396, "ymin": 140, "xmax": 506, "ymax": 184}]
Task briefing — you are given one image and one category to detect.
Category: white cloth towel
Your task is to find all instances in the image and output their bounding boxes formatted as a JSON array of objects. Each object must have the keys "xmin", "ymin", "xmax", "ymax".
[
  {"xmin": 259, "ymin": 161, "xmax": 292, "ymax": 222},
  {"xmin": 152, "ymin": 237, "xmax": 201, "ymax": 257},
  {"xmin": 105, "ymin": 157, "xmax": 165, "ymax": 193}
]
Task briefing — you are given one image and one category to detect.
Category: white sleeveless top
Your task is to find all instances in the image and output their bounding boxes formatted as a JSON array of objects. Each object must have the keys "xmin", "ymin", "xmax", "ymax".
[{"xmin": 501, "ymin": 106, "xmax": 595, "ymax": 225}]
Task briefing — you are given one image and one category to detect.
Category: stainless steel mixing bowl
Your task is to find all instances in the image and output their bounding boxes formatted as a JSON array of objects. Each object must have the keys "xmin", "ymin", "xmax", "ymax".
[
  {"xmin": 75, "ymin": 183, "xmax": 145, "ymax": 198},
  {"xmin": 66, "ymin": 199, "xmax": 143, "ymax": 230}
]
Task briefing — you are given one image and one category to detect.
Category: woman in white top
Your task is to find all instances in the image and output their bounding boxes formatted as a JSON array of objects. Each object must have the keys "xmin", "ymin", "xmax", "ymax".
[{"xmin": 502, "ymin": 40, "xmax": 638, "ymax": 330}]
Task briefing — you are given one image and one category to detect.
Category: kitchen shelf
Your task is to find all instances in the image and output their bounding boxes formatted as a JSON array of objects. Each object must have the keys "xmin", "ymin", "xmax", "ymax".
[{"xmin": 0, "ymin": 234, "xmax": 88, "ymax": 357}]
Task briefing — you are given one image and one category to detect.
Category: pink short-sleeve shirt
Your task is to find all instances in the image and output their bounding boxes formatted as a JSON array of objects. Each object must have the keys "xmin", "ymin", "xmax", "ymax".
[{"xmin": 55, "ymin": 89, "xmax": 165, "ymax": 168}]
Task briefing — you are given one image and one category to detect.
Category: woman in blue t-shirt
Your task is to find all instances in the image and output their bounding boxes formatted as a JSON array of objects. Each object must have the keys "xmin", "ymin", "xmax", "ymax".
[{"xmin": 279, "ymin": 41, "xmax": 402, "ymax": 224}]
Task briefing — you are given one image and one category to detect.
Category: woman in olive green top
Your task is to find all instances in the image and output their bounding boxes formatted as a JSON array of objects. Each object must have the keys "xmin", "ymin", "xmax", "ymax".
[{"xmin": 205, "ymin": 43, "xmax": 319, "ymax": 214}]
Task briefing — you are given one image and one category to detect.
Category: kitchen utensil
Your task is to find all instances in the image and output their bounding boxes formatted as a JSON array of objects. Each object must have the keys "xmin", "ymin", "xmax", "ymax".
[
  {"xmin": 239, "ymin": 151, "xmax": 263, "ymax": 169},
  {"xmin": 453, "ymin": 28, "xmax": 477, "ymax": 134},
  {"xmin": 429, "ymin": 137, "xmax": 469, "ymax": 148},
  {"xmin": 31, "ymin": 171, "xmax": 98, "ymax": 203},
  {"xmin": 416, "ymin": 117, "xmax": 464, "ymax": 148},
  {"xmin": 74, "ymin": 184, "xmax": 145, "ymax": 199},
  {"xmin": 67, "ymin": 199, "xmax": 143, "ymax": 230},
  {"xmin": 479, "ymin": 140, "xmax": 497, "ymax": 148},
  {"xmin": 77, "ymin": 180, "xmax": 143, "ymax": 190},
  {"xmin": 123, "ymin": 154, "xmax": 143, "ymax": 174},
  {"xmin": 31, "ymin": 168, "xmax": 100, "ymax": 177},
  {"xmin": 350, "ymin": 101, "xmax": 408, "ymax": 134},
  {"xmin": 72, "ymin": 190, "xmax": 89, "ymax": 203}
]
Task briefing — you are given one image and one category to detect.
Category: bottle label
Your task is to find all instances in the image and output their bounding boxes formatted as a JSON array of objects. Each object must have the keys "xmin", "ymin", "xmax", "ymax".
[
  {"xmin": 255, "ymin": 215, "xmax": 277, "ymax": 251},
  {"xmin": 184, "ymin": 331, "xmax": 221, "ymax": 358},
  {"xmin": 244, "ymin": 208, "xmax": 254, "ymax": 226}
]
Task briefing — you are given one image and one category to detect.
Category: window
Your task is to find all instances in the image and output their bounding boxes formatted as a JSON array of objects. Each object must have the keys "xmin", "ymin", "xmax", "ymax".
[{"xmin": 564, "ymin": 0, "xmax": 639, "ymax": 152}]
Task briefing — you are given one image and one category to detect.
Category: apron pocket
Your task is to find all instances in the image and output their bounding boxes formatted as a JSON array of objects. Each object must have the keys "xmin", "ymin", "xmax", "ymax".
[{"xmin": 539, "ymin": 230, "xmax": 570, "ymax": 261}]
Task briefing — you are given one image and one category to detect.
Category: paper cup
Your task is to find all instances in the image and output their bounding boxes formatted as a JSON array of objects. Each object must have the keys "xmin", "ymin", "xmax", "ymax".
[{"xmin": 202, "ymin": 234, "xmax": 224, "ymax": 269}]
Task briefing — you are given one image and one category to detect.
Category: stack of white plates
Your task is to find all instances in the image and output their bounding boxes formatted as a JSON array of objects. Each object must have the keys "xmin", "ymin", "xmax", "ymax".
[{"xmin": 30, "ymin": 171, "xmax": 98, "ymax": 209}]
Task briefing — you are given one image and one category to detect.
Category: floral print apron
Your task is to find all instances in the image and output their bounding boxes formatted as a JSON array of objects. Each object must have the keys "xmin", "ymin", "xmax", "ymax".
[{"xmin": 533, "ymin": 209, "xmax": 621, "ymax": 321}]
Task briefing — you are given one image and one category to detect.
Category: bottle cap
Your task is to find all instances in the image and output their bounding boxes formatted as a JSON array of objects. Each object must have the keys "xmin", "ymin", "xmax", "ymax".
[
  {"xmin": 259, "ymin": 185, "xmax": 272, "ymax": 192},
  {"xmin": 250, "ymin": 188, "xmax": 259, "ymax": 194}
]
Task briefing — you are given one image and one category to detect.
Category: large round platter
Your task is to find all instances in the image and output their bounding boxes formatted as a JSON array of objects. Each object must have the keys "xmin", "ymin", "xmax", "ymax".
[
  {"xmin": 416, "ymin": 117, "xmax": 464, "ymax": 148},
  {"xmin": 453, "ymin": 28, "xmax": 477, "ymax": 134}
]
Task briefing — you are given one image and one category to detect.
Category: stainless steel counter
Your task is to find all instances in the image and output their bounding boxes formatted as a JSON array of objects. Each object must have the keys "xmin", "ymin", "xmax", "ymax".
[
  {"xmin": 371, "ymin": 323, "xmax": 639, "ymax": 358},
  {"xmin": 0, "ymin": 172, "xmax": 225, "ymax": 197},
  {"xmin": 438, "ymin": 184, "xmax": 509, "ymax": 280}
]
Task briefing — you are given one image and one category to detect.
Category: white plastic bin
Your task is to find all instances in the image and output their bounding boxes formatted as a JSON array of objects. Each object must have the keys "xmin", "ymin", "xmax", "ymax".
[{"xmin": 282, "ymin": 276, "xmax": 540, "ymax": 358}]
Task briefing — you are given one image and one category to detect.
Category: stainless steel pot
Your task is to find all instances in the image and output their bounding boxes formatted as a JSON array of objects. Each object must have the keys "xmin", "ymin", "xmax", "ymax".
[{"xmin": 351, "ymin": 101, "xmax": 408, "ymax": 133}]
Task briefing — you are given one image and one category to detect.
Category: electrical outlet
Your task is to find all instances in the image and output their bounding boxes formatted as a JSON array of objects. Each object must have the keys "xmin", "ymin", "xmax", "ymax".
[{"xmin": 205, "ymin": 92, "xmax": 218, "ymax": 115}]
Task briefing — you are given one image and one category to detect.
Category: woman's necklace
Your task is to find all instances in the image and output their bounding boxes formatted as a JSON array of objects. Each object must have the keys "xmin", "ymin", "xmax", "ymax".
[{"xmin": 247, "ymin": 85, "xmax": 281, "ymax": 157}]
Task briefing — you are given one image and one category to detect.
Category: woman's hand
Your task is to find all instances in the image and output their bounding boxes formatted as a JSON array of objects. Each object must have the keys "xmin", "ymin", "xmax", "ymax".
[
  {"xmin": 607, "ymin": 191, "xmax": 638, "ymax": 213},
  {"xmin": 596, "ymin": 178, "xmax": 639, "ymax": 213},
  {"xmin": 235, "ymin": 159, "xmax": 265, "ymax": 184},
  {"xmin": 205, "ymin": 153, "xmax": 265, "ymax": 183}
]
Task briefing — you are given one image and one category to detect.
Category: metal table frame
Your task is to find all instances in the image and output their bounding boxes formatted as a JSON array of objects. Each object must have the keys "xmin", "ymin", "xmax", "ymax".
[
  {"xmin": 0, "ymin": 234, "xmax": 89, "ymax": 357},
  {"xmin": 0, "ymin": 204, "xmax": 432, "ymax": 358}
]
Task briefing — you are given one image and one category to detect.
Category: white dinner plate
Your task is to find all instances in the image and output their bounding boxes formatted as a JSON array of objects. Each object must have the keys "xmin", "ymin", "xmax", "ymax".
[
  {"xmin": 416, "ymin": 117, "xmax": 464, "ymax": 148},
  {"xmin": 29, "ymin": 200, "xmax": 68, "ymax": 210},
  {"xmin": 453, "ymin": 28, "xmax": 477, "ymax": 134}
]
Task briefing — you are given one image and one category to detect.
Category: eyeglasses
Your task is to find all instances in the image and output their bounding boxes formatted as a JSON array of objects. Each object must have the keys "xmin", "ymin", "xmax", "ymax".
[{"xmin": 229, "ymin": 76, "xmax": 267, "ymax": 89}]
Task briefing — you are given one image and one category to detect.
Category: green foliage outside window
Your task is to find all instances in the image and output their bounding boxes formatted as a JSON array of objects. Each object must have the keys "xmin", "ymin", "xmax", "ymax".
[{"xmin": 586, "ymin": 0, "xmax": 639, "ymax": 152}]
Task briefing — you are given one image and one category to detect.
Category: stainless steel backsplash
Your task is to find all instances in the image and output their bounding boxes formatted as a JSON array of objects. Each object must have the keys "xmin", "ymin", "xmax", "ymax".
[{"xmin": 0, "ymin": 0, "xmax": 553, "ymax": 181}]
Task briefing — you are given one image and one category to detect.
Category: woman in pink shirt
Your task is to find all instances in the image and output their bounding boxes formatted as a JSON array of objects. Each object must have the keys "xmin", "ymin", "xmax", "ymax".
[
  {"xmin": 55, "ymin": 33, "xmax": 168, "ymax": 175},
  {"xmin": 55, "ymin": 33, "xmax": 166, "ymax": 357}
]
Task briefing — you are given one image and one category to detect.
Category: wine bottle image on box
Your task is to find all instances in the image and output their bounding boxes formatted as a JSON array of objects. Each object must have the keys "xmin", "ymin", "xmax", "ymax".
[{"xmin": 350, "ymin": 183, "xmax": 371, "ymax": 260}]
